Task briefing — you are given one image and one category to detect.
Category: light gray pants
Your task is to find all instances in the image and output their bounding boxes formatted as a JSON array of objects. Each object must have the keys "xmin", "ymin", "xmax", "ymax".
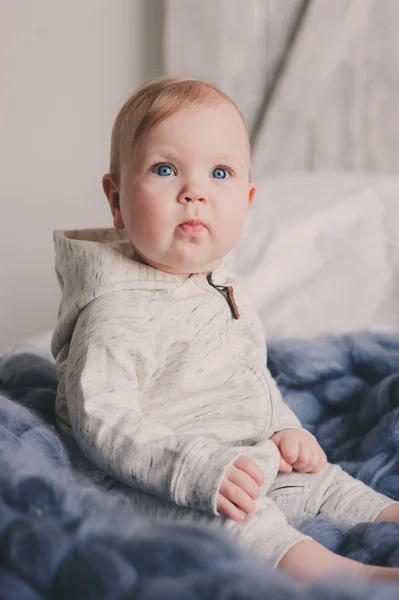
[{"xmin": 64, "ymin": 436, "xmax": 395, "ymax": 568}]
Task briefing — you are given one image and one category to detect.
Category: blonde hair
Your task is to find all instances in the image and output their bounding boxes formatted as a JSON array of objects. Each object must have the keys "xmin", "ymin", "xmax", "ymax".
[{"xmin": 109, "ymin": 76, "xmax": 250, "ymax": 183}]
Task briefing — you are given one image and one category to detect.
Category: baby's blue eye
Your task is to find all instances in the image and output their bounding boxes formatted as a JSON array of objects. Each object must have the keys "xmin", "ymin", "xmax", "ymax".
[
  {"xmin": 212, "ymin": 167, "xmax": 229, "ymax": 179},
  {"xmin": 154, "ymin": 164, "xmax": 174, "ymax": 177}
]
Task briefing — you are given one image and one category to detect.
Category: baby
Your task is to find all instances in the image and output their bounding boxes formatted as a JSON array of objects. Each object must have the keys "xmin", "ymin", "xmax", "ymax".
[{"xmin": 52, "ymin": 76, "xmax": 399, "ymax": 584}]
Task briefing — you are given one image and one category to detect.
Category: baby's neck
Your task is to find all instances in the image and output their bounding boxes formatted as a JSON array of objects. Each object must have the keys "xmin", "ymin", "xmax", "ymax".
[{"xmin": 130, "ymin": 244, "xmax": 220, "ymax": 278}]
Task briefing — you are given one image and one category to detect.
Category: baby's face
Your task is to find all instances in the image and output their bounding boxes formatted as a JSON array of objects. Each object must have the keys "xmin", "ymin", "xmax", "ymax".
[{"xmin": 114, "ymin": 102, "xmax": 255, "ymax": 275}]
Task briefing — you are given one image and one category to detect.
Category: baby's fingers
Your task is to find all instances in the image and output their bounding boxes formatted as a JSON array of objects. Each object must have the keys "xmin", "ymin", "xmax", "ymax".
[
  {"xmin": 219, "ymin": 479, "xmax": 256, "ymax": 516},
  {"xmin": 279, "ymin": 455, "xmax": 293, "ymax": 473},
  {"xmin": 310, "ymin": 449, "xmax": 328, "ymax": 473},
  {"xmin": 292, "ymin": 441, "xmax": 312, "ymax": 470},
  {"xmin": 280, "ymin": 436, "xmax": 300, "ymax": 465},
  {"xmin": 229, "ymin": 466, "xmax": 261, "ymax": 499},
  {"xmin": 234, "ymin": 455, "xmax": 264, "ymax": 487},
  {"xmin": 217, "ymin": 493, "xmax": 247, "ymax": 522},
  {"xmin": 295, "ymin": 447, "xmax": 328, "ymax": 473}
]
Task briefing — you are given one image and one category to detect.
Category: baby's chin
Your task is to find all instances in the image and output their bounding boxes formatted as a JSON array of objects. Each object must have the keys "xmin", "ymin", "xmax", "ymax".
[
  {"xmin": 150, "ymin": 261, "xmax": 221, "ymax": 277},
  {"xmin": 131, "ymin": 243, "xmax": 223, "ymax": 275},
  {"xmin": 135, "ymin": 248, "xmax": 222, "ymax": 277},
  {"xmin": 166, "ymin": 255, "xmax": 223, "ymax": 276}
]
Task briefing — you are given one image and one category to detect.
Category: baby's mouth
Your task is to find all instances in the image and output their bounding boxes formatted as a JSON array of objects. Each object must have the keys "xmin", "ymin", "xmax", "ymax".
[{"xmin": 178, "ymin": 219, "xmax": 207, "ymax": 235}]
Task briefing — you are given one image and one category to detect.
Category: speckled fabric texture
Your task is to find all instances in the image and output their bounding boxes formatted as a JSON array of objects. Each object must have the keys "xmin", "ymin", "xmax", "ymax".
[
  {"xmin": 51, "ymin": 228, "xmax": 394, "ymax": 566},
  {"xmin": 52, "ymin": 228, "xmax": 305, "ymax": 511}
]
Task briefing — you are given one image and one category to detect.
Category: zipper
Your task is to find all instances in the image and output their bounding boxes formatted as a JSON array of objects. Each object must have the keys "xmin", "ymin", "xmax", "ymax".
[{"xmin": 206, "ymin": 272, "xmax": 240, "ymax": 319}]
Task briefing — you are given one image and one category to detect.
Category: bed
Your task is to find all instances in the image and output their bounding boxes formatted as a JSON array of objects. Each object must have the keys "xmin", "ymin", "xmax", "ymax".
[{"xmin": 2, "ymin": 171, "xmax": 399, "ymax": 599}]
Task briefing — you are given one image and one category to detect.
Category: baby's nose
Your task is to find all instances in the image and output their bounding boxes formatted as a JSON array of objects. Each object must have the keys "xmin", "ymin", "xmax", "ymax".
[
  {"xmin": 178, "ymin": 189, "xmax": 207, "ymax": 203},
  {"xmin": 183, "ymin": 195, "xmax": 205, "ymax": 202}
]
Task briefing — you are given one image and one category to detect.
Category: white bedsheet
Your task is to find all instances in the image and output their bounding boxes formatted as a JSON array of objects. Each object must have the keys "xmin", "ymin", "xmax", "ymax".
[{"xmin": 229, "ymin": 171, "xmax": 399, "ymax": 339}]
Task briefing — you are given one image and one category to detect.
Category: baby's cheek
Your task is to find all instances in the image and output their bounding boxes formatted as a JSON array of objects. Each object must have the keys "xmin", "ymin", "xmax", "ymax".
[{"xmin": 129, "ymin": 203, "xmax": 162, "ymax": 235}]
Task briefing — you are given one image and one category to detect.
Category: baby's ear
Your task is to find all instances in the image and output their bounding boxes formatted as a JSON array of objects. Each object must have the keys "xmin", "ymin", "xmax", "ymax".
[
  {"xmin": 248, "ymin": 182, "xmax": 256, "ymax": 207},
  {"xmin": 102, "ymin": 173, "xmax": 125, "ymax": 229}
]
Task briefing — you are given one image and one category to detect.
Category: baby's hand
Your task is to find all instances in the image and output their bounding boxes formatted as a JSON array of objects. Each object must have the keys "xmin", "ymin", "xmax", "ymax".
[
  {"xmin": 217, "ymin": 456, "xmax": 264, "ymax": 522},
  {"xmin": 271, "ymin": 429, "xmax": 327, "ymax": 474}
]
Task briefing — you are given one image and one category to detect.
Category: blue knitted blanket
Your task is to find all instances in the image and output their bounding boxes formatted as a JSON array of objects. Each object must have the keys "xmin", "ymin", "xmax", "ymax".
[{"xmin": 1, "ymin": 332, "xmax": 399, "ymax": 599}]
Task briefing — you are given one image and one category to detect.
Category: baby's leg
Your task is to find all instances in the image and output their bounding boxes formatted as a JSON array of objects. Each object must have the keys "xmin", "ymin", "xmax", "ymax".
[
  {"xmin": 309, "ymin": 462, "xmax": 398, "ymax": 528},
  {"xmin": 109, "ymin": 478, "xmax": 311, "ymax": 563},
  {"xmin": 108, "ymin": 478, "xmax": 399, "ymax": 583},
  {"xmin": 375, "ymin": 502, "xmax": 399, "ymax": 523},
  {"xmin": 278, "ymin": 538, "xmax": 399, "ymax": 583},
  {"xmin": 79, "ymin": 452, "xmax": 399, "ymax": 584},
  {"xmin": 270, "ymin": 463, "xmax": 399, "ymax": 583}
]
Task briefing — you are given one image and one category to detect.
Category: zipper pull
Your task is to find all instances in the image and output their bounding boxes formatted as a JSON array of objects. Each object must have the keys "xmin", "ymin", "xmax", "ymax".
[
  {"xmin": 225, "ymin": 285, "xmax": 240, "ymax": 320},
  {"xmin": 206, "ymin": 273, "xmax": 240, "ymax": 319}
]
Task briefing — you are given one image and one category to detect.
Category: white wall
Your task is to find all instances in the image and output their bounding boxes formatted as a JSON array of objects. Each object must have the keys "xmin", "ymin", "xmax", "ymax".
[{"xmin": 0, "ymin": 0, "xmax": 163, "ymax": 351}]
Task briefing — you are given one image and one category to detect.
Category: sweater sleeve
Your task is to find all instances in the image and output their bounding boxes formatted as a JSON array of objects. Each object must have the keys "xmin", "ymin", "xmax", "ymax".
[
  {"xmin": 63, "ymin": 294, "xmax": 248, "ymax": 515},
  {"xmin": 267, "ymin": 370, "xmax": 316, "ymax": 440}
]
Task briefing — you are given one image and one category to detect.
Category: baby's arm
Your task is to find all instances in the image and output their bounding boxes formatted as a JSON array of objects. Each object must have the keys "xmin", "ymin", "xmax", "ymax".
[
  {"xmin": 271, "ymin": 428, "xmax": 327, "ymax": 473},
  {"xmin": 64, "ymin": 294, "xmax": 264, "ymax": 515},
  {"xmin": 265, "ymin": 372, "xmax": 327, "ymax": 472},
  {"xmin": 267, "ymin": 372, "xmax": 305, "ymax": 434},
  {"xmin": 217, "ymin": 455, "xmax": 263, "ymax": 521}
]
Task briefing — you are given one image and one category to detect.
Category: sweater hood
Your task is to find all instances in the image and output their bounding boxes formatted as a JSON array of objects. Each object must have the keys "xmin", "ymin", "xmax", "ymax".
[{"xmin": 52, "ymin": 227, "xmax": 230, "ymax": 358}]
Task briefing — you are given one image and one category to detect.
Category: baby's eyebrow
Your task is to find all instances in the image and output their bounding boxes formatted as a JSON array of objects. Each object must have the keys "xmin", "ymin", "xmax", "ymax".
[{"xmin": 215, "ymin": 155, "xmax": 245, "ymax": 170}]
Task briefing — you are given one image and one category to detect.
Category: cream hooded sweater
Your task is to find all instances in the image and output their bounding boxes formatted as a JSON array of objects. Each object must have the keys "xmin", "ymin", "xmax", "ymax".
[{"xmin": 52, "ymin": 228, "xmax": 306, "ymax": 515}]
